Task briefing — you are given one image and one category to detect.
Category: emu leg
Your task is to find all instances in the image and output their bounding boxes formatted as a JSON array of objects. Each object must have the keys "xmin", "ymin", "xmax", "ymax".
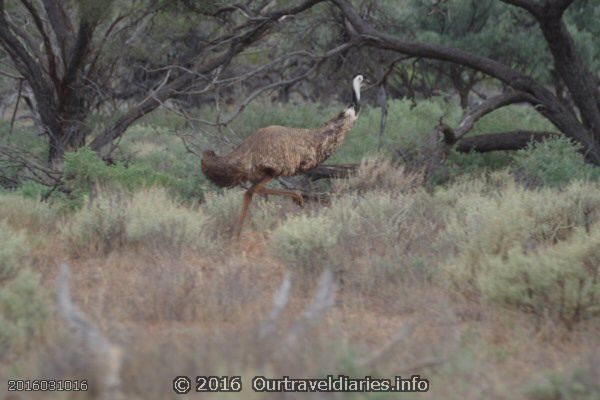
[
  {"xmin": 258, "ymin": 188, "xmax": 304, "ymax": 207},
  {"xmin": 235, "ymin": 177, "xmax": 272, "ymax": 239}
]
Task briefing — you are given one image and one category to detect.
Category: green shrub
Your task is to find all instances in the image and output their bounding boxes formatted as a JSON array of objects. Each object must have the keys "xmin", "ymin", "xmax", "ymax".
[
  {"xmin": 441, "ymin": 180, "xmax": 600, "ymax": 323},
  {"xmin": 62, "ymin": 148, "xmax": 174, "ymax": 208},
  {"xmin": 62, "ymin": 188, "xmax": 212, "ymax": 255},
  {"xmin": 61, "ymin": 191, "xmax": 127, "ymax": 256},
  {"xmin": 16, "ymin": 181, "xmax": 49, "ymax": 200},
  {"xmin": 0, "ymin": 268, "xmax": 49, "ymax": 358},
  {"xmin": 479, "ymin": 227, "xmax": 600, "ymax": 323},
  {"xmin": 126, "ymin": 188, "xmax": 209, "ymax": 251},
  {"xmin": 513, "ymin": 137, "xmax": 600, "ymax": 188},
  {"xmin": 0, "ymin": 221, "xmax": 29, "ymax": 279},
  {"xmin": 327, "ymin": 191, "xmax": 412, "ymax": 248},
  {"xmin": 271, "ymin": 214, "xmax": 340, "ymax": 273}
]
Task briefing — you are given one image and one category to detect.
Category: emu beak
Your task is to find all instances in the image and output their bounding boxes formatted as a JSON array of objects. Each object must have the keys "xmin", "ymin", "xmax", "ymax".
[{"xmin": 362, "ymin": 78, "xmax": 373, "ymax": 90}]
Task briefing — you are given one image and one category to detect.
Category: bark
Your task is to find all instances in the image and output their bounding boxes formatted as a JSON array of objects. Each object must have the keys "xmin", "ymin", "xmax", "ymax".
[{"xmin": 455, "ymin": 131, "xmax": 556, "ymax": 153}]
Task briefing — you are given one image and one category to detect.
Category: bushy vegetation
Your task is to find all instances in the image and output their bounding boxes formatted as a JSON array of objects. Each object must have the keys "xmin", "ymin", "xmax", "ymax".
[
  {"xmin": 0, "ymin": 221, "xmax": 29, "ymax": 279},
  {"xmin": 332, "ymin": 154, "xmax": 422, "ymax": 195},
  {"xmin": 0, "ymin": 268, "xmax": 49, "ymax": 358},
  {"xmin": 441, "ymin": 179, "xmax": 600, "ymax": 324},
  {"xmin": 2, "ymin": 98, "xmax": 600, "ymax": 400},
  {"xmin": 62, "ymin": 188, "xmax": 210, "ymax": 255},
  {"xmin": 513, "ymin": 137, "xmax": 600, "ymax": 187},
  {"xmin": 126, "ymin": 189, "xmax": 208, "ymax": 251},
  {"xmin": 271, "ymin": 214, "xmax": 340, "ymax": 274},
  {"xmin": 62, "ymin": 148, "xmax": 176, "ymax": 209}
]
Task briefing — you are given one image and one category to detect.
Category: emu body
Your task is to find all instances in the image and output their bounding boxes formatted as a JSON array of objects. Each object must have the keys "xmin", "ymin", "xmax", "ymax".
[{"xmin": 201, "ymin": 75, "xmax": 367, "ymax": 238}]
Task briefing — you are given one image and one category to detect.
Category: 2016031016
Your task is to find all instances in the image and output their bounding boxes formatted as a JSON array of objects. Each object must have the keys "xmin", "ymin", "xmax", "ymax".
[{"xmin": 7, "ymin": 380, "xmax": 88, "ymax": 392}]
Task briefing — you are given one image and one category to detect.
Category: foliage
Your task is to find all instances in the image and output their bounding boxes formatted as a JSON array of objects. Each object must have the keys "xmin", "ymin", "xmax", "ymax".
[
  {"xmin": 61, "ymin": 190, "xmax": 128, "ymax": 256},
  {"xmin": 271, "ymin": 214, "xmax": 340, "ymax": 273},
  {"xmin": 441, "ymin": 179, "xmax": 600, "ymax": 323},
  {"xmin": 62, "ymin": 188, "xmax": 210, "ymax": 255},
  {"xmin": 513, "ymin": 137, "xmax": 600, "ymax": 188},
  {"xmin": 0, "ymin": 193, "xmax": 57, "ymax": 231},
  {"xmin": 126, "ymin": 188, "xmax": 209, "ymax": 251},
  {"xmin": 0, "ymin": 221, "xmax": 29, "ymax": 280},
  {"xmin": 0, "ymin": 268, "xmax": 49, "ymax": 359},
  {"xmin": 62, "ymin": 148, "xmax": 175, "ymax": 208}
]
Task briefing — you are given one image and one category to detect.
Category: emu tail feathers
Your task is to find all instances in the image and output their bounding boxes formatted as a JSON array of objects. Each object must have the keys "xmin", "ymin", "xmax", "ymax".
[{"xmin": 201, "ymin": 150, "xmax": 245, "ymax": 188}]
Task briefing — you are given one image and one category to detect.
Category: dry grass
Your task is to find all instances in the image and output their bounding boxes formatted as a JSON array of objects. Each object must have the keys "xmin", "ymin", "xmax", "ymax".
[
  {"xmin": 332, "ymin": 154, "xmax": 423, "ymax": 195},
  {"xmin": 1, "ymin": 165, "xmax": 599, "ymax": 400}
]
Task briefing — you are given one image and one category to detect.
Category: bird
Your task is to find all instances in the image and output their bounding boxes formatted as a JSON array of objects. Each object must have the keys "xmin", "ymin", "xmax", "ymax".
[{"xmin": 201, "ymin": 73, "xmax": 369, "ymax": 238}]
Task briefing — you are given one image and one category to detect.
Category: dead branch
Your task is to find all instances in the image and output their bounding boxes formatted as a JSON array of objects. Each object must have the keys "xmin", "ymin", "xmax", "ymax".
[
  {"xmin": 451, "ymin": 91, "xmax": 537, "ymax": 141},
  {"xmin": 455, "ymin": 131, "xmax": 557, "ymax": 153}
]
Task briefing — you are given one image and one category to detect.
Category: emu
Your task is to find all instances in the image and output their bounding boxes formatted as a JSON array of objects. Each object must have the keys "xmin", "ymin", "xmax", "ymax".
[{"xmin": 201, "ymin": 74, "xmax": 369, "ymax": 238}]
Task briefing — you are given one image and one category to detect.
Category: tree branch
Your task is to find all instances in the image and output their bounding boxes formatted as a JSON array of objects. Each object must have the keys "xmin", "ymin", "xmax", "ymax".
[
  {"xmin": 455, "ymin": 131, "xmax": 557, "ymax": 153},
  {"xmin": 453, "ymin": 91, "xmax": 537, "ymax": 140},
  {"xmin": 90, "ymin": 0, "xmax": 326, "ymax": 152},
  {"xmin": 19, "ymin": 0, "xmax": 59, "ymax": 85},
  {"xmin": 41, "ymin": 0, "xmax": 74, "ymax": 61}
]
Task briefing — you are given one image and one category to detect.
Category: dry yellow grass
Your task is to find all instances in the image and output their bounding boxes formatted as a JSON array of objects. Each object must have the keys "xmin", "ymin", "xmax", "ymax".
[{"xmin": 0, "ymin": 171, "xmax": 599, "ymax": 400}]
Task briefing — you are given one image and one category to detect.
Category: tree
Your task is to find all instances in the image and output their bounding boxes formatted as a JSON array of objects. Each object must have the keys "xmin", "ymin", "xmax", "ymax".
[
  {"xmin": 0, "ymin": 0, "xmax": 325, "ymax": 167},
  {"xmin": 332, "ymin": 0, "xmax": 600, "ymax": 164}
]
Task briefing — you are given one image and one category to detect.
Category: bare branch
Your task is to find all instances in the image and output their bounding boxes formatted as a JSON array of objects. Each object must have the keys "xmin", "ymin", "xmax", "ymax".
[
  {"xmin": 90, "ymin": 0, "xmax": 326, "ymax": 152},
  {"xmin": 453, "ymin": 91, "xmax": 537, "ymax": 141}
]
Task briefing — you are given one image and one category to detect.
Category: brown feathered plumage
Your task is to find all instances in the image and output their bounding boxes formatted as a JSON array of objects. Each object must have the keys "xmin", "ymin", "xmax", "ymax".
[
  {"xmin": 201, "ymin": 110, "xmax": 358, "ymax": 187},
  {"xmin": 201, "ymin": 74, "xmax": 368, "ymax": 238}
]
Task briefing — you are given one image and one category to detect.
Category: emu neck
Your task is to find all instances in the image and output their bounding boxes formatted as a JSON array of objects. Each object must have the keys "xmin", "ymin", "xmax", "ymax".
[
  {"xmin": 352, "ymin": 79, "xmax": 361, "ymax": 113},
  {"xmin": 310, "ymin": 109, "xmax": 358, "ymax": 164},
  {"xmin": 352, "ymin": 90, "xmax": 360, "ymax": 113}
]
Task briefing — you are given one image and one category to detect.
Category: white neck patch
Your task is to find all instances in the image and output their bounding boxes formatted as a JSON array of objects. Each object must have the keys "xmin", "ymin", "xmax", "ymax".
[{"xmin": 353, "ymin": 76, "xmax": 362, "ymax": 102}]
